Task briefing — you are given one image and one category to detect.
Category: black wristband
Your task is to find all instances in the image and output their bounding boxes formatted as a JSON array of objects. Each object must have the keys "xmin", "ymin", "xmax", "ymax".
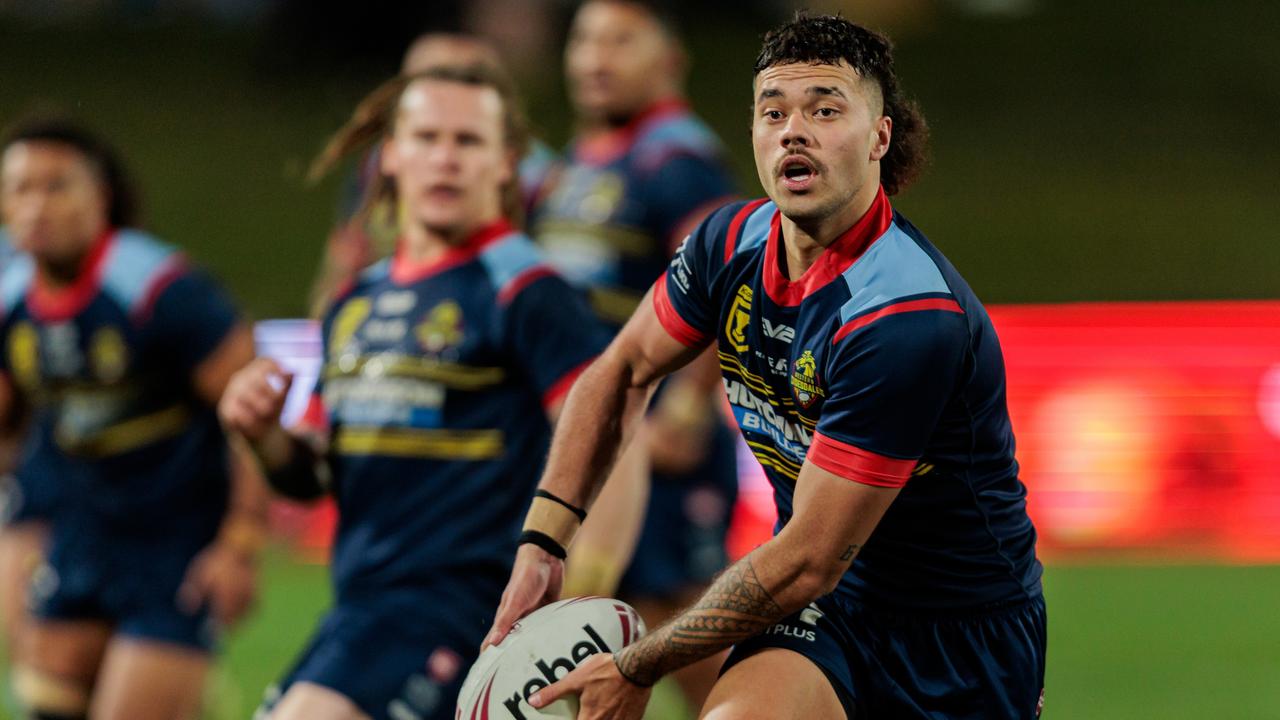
[
  {"xmin": 534, "ymin": 489, "xmax": 587, "ymax": 522},
  {"xmin": 613, "ymin": 653, "xmax": 654, "ymax": 688},
  {"xmin": 518, "ymin": 530, "xmax": 567, "ymax": 560}
]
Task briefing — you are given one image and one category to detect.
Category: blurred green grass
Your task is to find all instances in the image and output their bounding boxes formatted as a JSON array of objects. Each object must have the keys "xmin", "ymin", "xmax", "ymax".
[{"xmin": 210, "ymin": 552, "xmax": 1280, "ymax": 720}]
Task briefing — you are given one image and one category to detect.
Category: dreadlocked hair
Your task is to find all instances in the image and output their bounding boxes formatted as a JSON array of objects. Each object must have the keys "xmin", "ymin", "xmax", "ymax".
[
  {"xmin": 754, "ymin": 12, "xmax": 929, "ymax": 196},
  {"xmin": 308, "ymin": 63, "xmax": 532, "ymax": 225}
]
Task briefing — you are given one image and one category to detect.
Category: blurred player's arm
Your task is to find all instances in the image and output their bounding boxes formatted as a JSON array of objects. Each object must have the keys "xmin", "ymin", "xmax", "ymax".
[
  {"xmin": 218, "ymin": 358, "xmax": 329, "ymax": 502},
  {"xmin": 486, "ymin": 288, "xmax": 704, "ymax": 647},
  {"xmin": 181, "ymin": 323, "xmax": 269, "ymax": 626}
]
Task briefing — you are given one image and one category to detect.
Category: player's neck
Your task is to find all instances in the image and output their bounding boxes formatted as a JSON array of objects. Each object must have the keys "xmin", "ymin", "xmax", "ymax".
[
  {"xmin": 400, "ymin": 215, "xmax": 503, "ymax": 262},
  {"xmin": 35, "ymin": 228, "xmax": 111, "ymax": 289},
  {"xmin": 778, "ymin": 184, "xmax": 878, "ymax": 280}
]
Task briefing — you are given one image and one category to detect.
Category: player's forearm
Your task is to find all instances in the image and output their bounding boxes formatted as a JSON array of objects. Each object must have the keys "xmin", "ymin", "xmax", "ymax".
[
  {"xmin": 215, "ymin": 435, "xmax": 272, "ymax": 558},
  {"xmin": 247, "ymin": 425, "xmax": 329, "ymax": 501},
  {"xmin": 538, "ymin": 346, "xmax": 654, "ymax": 510},
  {"xmin": 613, "ymin": 540, "xmax": 824, "ymax": 686}
]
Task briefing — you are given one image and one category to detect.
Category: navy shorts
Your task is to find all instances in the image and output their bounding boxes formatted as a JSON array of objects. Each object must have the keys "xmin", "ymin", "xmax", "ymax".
[
  {"xmin": 259, "ymin": 576, "xmax": 501, "ymax": 720},
  {"xmin": 31, "ymin": 517, "xmax": 219, "ymax": 652},
  {"xmin": 619, "ymin": 422, "xmax": 738, "ymax": 600},
  {"xmin": 724, "ymin": 593, "xmax": 1047, "ymax": 720},
  {"xmin": 1, "ymin": 470, "xmax": 58, "ymax": 527}
]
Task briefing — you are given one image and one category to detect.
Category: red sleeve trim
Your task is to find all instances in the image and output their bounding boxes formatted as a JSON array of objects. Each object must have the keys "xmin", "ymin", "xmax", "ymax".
[
  {"xmin": 543, "ymin": 356, "xmax": 596, "ymax": 410},
  {"xmin": 723, "ymin": 199, "xmax": 771, "ymax": 264},
  {"xmin": 832, "ymin": 298, "xmax": 964, "ymax": 344},
  {"xmin": 296, "ymin": 392, "xmax": 329, "ymax": 434},
  {"xmin": 130, "ymin": 256, "xmax": 189, "ymax": 324},
  {"xmin": 497, "ymin": 265, "xmax": 557, "ymax": 306},
  {"xmin": 651, "ymin": 274, "xmax": 707, "ymax": 348},
  {"xmin": 807, "ymin": 432, "xmax": 916, "ymax": 488}
]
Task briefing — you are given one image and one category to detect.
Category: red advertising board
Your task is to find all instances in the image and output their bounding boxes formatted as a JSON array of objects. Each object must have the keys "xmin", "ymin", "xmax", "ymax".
[{"xmin": 730, "ymin": 302, "xmax": 1280, "ymax": 562}]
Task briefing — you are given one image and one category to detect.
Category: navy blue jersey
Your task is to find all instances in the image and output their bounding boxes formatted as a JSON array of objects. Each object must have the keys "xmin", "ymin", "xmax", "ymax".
[
  {"xmin": 533, "ymin": 100, "xmax": 736, "ymax": 330},
  {"xmin": 654, "ymin": 189, "xmax": 1042, "ymax": 609},
  {"xmin": 305, "ymin": 221, "xmax": 608, "ymax": 599},
  {"xmin": 0, "ymin": 229, "xmax": 239, "ymax": 531}
]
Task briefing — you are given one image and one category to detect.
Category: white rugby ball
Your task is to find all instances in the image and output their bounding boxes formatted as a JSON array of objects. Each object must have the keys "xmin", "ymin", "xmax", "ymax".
[{"xmin": 456, "ymin": 597, "xmax": 645, "ymax": 720}]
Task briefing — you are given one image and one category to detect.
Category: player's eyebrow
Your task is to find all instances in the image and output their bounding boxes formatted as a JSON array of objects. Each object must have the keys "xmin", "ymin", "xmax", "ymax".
[
  {"xmin": 757, "ymin": 87, "xmax": 784, "ymax": 101},
  {"xmin": 810, "ymin": 86, "xmax": 847, "ymax": 99}
]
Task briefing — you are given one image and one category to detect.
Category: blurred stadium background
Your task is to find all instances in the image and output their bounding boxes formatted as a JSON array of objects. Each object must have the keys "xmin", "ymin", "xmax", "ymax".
[{"xmin": 2, "ymin": 0, "xmax": 1278, "ymax": 717}]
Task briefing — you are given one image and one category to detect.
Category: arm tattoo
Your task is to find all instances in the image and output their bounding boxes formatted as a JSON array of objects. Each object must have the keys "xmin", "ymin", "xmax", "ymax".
[
  {"xmin": 839, "ymin": 544, "xmax": 860, "ymax": 562},
  {"xmin": 614, "ymin": 554, "xmax": 785, "ymax": 687}
]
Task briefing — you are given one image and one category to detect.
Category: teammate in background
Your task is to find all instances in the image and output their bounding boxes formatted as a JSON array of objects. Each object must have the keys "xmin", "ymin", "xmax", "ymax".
[
  {"xmin": 488, "ymin": 14, "xmax": 1046, "ymax": 720},
  {"xmin": 0, "ymin": 120, "xmax": 266, "ymax": 720},
  {"xmin": 307, "ymin": 32, "xmax": 559, "ymax": 317},
  {"xmin": 0, "ymin": 224, "xmax": 46, "ymax": 680},
  {"xmin": 531, "ymin": 2, "xmax": 739, "ymax": 710},
  {"xmin": 221, "ymin": 65, "xmax": 619, "ymax": 720}
]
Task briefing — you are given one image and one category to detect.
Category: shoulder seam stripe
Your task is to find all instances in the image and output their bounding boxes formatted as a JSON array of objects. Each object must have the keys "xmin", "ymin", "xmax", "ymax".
[
  {"xmin": 724, "ymin": 199, "xmax": 770, "ymax": 264},
  {"xmin": 496, "ymin": 265, "xmax": 556, "ymax": 305},
  {"xmin": 832, "ymin": 297, "xmax": 964, "ymax": 344}
]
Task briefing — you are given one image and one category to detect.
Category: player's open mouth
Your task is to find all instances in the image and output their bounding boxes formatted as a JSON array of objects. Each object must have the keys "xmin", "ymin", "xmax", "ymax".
[{"xmin": 780, "ymin": 156, "xmax": 816, "ymax": 192}]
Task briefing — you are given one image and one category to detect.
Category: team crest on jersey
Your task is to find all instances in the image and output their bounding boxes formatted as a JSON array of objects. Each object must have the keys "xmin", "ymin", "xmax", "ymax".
[
  {"xmin": 790, "ymin": 350, "xmax": 825, "ymax": 408},
  {"xmin": 578, "ymin": 171, "xmax": 625, "ymax": 224},
  {"xmin": 89, "ymin": 327, "xmax": 128, "ymax": 383},
  {"xmin": 416, "ymin": 301, "xmax": 464, "ymax": 353},
  {"xmin": 724, "ymin": 284, "xmax": 753, "ymax": 353},
  {"xmin": 7, "ymin": 321, "xmax": 40, "ymax": 390}
]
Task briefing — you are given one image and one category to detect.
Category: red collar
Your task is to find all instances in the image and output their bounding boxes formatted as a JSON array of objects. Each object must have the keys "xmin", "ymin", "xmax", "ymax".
[
  {"xmin": 762, "ymin": 187, "xmax": 893, "ymax": 306},
  {"xmin": 574, "ymin": 97, "xmax": 689, "ymax": 166},
  {"xmin": 389, "ymin": 218, "xmax": 515, "ymax": 285},
  {"xmin": 28, "ymin": 228, "xmax": 116, "ymax": 322}
]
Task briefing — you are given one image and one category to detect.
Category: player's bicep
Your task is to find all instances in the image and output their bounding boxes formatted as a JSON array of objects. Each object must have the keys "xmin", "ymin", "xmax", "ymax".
[
  {"xmin": 779, "ymin": 459, "xmax": 901, "ymax": 578},
  {"xmin": 611, "ymin": 284, "xmax": 710, "ymax": 390},
  {"xmin": 193, "ymin": 323, "xmax": 256, "ymax": 408}
]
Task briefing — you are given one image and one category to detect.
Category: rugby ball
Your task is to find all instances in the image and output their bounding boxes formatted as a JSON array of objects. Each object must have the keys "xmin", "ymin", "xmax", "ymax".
[{"xmin": 456, "ymin": 597, "xmax": 645, "ymax": 720}]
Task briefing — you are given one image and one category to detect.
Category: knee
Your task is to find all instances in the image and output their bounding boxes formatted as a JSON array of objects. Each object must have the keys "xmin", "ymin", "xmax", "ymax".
[{"xmin": 11, "ymin": 665, "xmax": 89, "ymax": 720}]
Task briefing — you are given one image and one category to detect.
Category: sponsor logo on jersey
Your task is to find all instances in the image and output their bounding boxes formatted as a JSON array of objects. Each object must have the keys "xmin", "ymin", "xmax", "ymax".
[
  {"xmin": 416, "ymin": 301, "xmax": 465, "ymax": 354},
  {"xmin": 7, "ymin": 321, "xmax": 40, "ymax": 389},
  {"xmin": 330, "ymin": 297, "xmax": 372, "ymax": 359},
  {"xmin": 725, "ymin": 284, "xmax": 753, "ymax": 353},
  {"xmin": 502, "ymin": 623, "xmax": 613, "ymax": 719},
  {"xmin": 799, "ymin": 603, "xmax": 824, "ymax": 626},
  {"xmin": 790, "ymin": 349, "xmax": 826, "ymax": 408},
  {"xmin": 363, "ymin": 318, "xmax": 407, "ymax": 344},
  {"xmin": 376, "ymin": 289, "xmax": 417, "ymax": 316},
  {"xmin": 723, "ymin": 378, "xmax": 811, "ymax": 461},
  {"xmin": 765, "ymin": 622, "xmax": 816, "ymax": 642},
  {"xmin": 762, "ymin": 318, "xmax": 794, "ymax": 343},
  {"xmin": 89, "ymin": 326, "xmax": 128, "ymax": 383}
]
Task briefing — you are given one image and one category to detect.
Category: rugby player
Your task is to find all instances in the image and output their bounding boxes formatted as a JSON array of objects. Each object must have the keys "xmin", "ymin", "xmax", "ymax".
[
  {"xmin": 488, "ymin": 14, "xmax": 1046, "ymax": 720},
  {"xmin": 0, "ymin": 119, "xmax": 265, "ymax": 720},
  {"xmin": 530, "ymin": 1, "xmax": 741, "ymax": 710},
  {"xmin": 221, "ymin": 64, "xmax": 615, "ymax": 720},
  {"xmin": 307, "ymin": 32, "xmax": 559, "ymax": 317}
]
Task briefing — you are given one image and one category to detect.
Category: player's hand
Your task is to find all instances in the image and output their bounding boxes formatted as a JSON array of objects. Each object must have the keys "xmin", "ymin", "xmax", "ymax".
[
  {"xmin": 482, "ymin": 543, "xmax": 564, "ymax": 650},
  {"xmin": 529, "ymin": 653, "xmax": 651, "ymax": 720},
  {"xmin": 218, "ymin": 358, "xmax": 293, "ymax": 441},
  {"xmin": 177, "ymin": 538, "xmax": 259, "ymax": 627}
]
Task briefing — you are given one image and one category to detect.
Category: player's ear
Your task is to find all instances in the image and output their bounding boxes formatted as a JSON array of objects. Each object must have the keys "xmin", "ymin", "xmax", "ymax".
[
  {"xmin": 498, "ymin": 148, "xmax": 517, "ymax": 186},
  {"xmin": 870, "ymin": 115, "xmax": 892, "ymax": 162}
]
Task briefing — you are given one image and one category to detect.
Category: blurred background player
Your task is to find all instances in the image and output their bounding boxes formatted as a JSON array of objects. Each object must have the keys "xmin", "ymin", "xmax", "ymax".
[
  {"xmin": 306, "ymin": 31, "xmax": 559, "ymax": 318},
  {"xmin": 0, "ymin": 119, "xmax": 266, "ymax": 720},
  {"xmin": 531, "ymin": 0, "xmax": 739, "ymax": 712},
  {"xmin": 0, "ymin": 222, "xmax": 48, "ymax": 694},
  {"xmin": 221, "ymin": 64, "xmax": 623, "ymax": 720}
]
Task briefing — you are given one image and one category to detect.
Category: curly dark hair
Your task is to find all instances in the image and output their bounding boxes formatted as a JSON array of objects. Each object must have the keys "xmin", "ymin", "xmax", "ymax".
[
  {"xmin": 754, "ymin": 13, "xmax": 928, "ymax": 196},
  {"xmin": 2, "ymin": 117, "xmax": 139, "ymax": 227}
]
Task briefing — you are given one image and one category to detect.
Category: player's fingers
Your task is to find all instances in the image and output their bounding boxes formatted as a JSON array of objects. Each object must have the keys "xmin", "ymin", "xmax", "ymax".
[
  {"xmin": 528, "ymin": 671, "xmax": 581, "ymax": 709},
  {"xmin": 483, "ymin": 595, "xmax": 518, "ymax": 650}
]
